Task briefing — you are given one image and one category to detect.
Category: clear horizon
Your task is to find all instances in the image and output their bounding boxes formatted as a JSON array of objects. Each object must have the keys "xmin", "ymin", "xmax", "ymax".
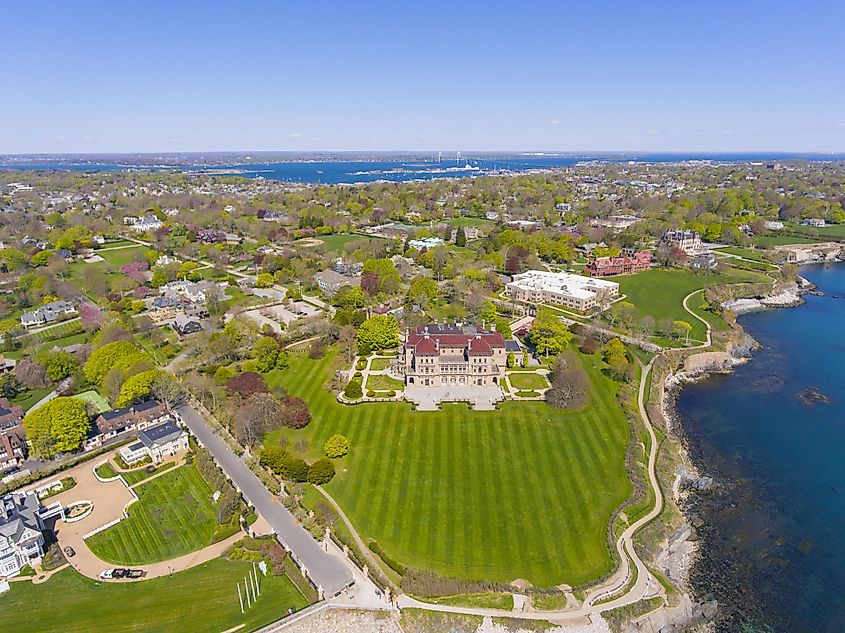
[{"xmin": 2, "ymin": 0, "xmax": 844, "ymax": 154}]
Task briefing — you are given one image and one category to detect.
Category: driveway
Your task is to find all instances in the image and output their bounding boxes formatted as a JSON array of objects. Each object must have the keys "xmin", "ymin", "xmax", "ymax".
[{"xmin": 177, "ymin": 403, "xmax": 353, "ymax": 597}]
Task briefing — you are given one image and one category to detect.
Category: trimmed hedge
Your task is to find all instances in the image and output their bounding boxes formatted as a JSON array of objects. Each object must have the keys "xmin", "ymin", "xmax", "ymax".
[{"xmin": 368, "ymin": 539, "xmax": 407, "ymax": 576}]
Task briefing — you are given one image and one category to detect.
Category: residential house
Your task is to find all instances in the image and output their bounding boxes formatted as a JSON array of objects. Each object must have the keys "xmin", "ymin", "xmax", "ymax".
[
  {"xmin": 0, "ymin": 400, "xmax": 25, "ymax": 471},
  {"xmin": 119, "ymin": 420, "xmax": 188, "ymax": 465},
  {"xmin": 123, "ymin": 214, "xmax": 163, "ymax": 232},
  {"xmin": 87, "ymin": 401, "xmax": 172, "ymax": 449},
  {"xmin": 159, "ymin": 280, "xmax": 225, "ymax": 304},
  {"xmin": 315, "ymin": 270, "xmax": 358, "ymax": 297},
  {"xmin": 690, "ymin": 253, "xmax": 718, "ymax": 271},
  {"xmin": 408, "ymin": 237, "xmax": 444, "ymax": 250},
  {"xmin": 20, "ymin": 300, "xmax": 76, "ymax": 328},
  {"xmin": 764, "ymin": 221, "xmax": 784, "ymax": 230},
  {"xmin": 197, "ymin": 229, "xmax": 226, "ymax": 243},
  {"xmin": 0, "ymin": 492, "xmax": 46, "ymax": 577},
  {"xmin": 171, "ymin": 315, "xmax": 202, "ymax": 336},
  {"xmin": 800, "ymin": 218, "xmax": 826, "ymax": 227}
]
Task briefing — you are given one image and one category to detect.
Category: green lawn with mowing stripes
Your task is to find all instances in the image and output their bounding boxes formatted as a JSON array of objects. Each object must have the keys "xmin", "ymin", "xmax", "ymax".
[
  {"xmin": 2, "ymin": 559, "xmax": 308, "ymax": 633},
  {"xmin": 264, "ymin": 351, "xmax": 631, "ymax": 588},
  {"xmin": 87, "ymin": 464, "xmax": 217, "ymax": 565}
]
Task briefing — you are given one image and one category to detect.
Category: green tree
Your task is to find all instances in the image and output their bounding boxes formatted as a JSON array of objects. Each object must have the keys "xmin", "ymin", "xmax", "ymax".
[
  {"xmin": 672, "ymin": 320, "xmax": 692, "ymax": 344},
  {"xmin": 454, "ymin": 226, "xmax": 467, "ymax": 247},
  {"xmin": 323, "ymin": 434, "xmax": 349, "ymax": 458},
  {"xmin": 116, "ymin": 369, "xmax": 163, "ymax": 407},
  {"xmin": 334, "ymin": 286, "xmax": 364, "ymax": 308},
  {"xmin": 150, "ymin": 269, "xmax": 170, "ymax": 288},
  {"xmin": 83, "ymin": 341, "xmax": 151, "ymax": 385},
  {"xmin": 23, "ymin": 397, "xmax": 90, "ymax": 458},
  {"xmin": 506, "ymin": 351, "xmax": 515, "ymax": 368},
  {"xmin": 252, "ymin": 336, "xmax": 280, "ymax": 373},
  {"xmin": 356, "ymin": 314, "xmax": 400, "ymax": 352},
  {"xmin": 280, "ymin": 454, "xmax": 309, "ymax": 482},
  {"xmin": 307, "ymin": 458, "xmax": 336, "ymax": 485},
  {"xmin": 275, "ymin": 351, "xmax": 291, "ymax": 370},
  {"xmin": 37, "ymin": 350, "xmax": 79, "ymax": 382},
  {"xmin": 528, "ymin": 308, "xmax": 573, "ymax": 356},
  {"xmin": 255, "ymin": 272, "xmax": 275, "ymax": 288},
  {"xmin": 408, "ymin": 278, "xmax": 439, "ymax": 308},
  {"xmin": 494, "ymin": 317, "xmax": 512, "ymax": 340},
  {"xmin": 260, "ymin": 444, "xmax": 288, "ymax": 472}
]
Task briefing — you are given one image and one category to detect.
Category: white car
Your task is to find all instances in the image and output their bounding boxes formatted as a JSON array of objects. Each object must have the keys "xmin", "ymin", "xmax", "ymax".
[{"xmin": 98, "ymin": 569, "xmax": 114, "ymax": 580}]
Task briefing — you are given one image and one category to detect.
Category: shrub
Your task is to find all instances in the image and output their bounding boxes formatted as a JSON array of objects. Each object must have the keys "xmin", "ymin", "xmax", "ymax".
[
  {"xmin": 323, "ymin": 434, "xmax": 349, "ymax": 458},
  {"xmin": 368, "ymin": 540, "xmax": 406, "ymax": 575},
  {"xmin": 366, "ymin": 390, "xmax": 376, "ymax": 398},
  {"xmin": 307, "ymin": 458, "xmax": 336, "ymax": 485},
  {"xmin": 344, "ymin": 380, "xmax": 363, "ymax": 400},
  {"xmin": 387, "ymin": 389, "xmax": 396, "ymax": 397}
]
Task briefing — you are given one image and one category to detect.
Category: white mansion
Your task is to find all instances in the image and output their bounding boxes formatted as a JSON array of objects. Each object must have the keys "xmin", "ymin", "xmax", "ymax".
[{"xmin": 506, "ymin": 270, "xmax": 620, "ymax": 312}]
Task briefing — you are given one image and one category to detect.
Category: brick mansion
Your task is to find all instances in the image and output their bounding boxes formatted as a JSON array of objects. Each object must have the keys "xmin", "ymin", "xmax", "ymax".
[{"xmin": 401, "ymin": 324, "xmax": 508, "ymax": 387}]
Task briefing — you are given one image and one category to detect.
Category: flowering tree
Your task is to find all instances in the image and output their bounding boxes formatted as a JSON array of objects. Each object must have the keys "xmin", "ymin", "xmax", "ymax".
[{"xmin": 79, "ymin": 304, "xmax": 104, "ymax": 331}]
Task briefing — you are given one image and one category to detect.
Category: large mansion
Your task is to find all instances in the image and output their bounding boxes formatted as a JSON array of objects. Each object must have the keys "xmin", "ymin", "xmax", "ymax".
[
  {"xmin": 402, "ymin": 324, "xmax": 507, "ymax": 387},
  {"xmin": 506, "ymin": 270, "xmax": 620, "ymax": 312}
]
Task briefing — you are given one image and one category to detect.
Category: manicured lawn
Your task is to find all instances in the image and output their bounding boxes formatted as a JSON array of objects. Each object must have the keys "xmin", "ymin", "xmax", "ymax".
[
  {"xmin": 369, "ymin": 357, "xmax": 393, "ymax": 371},
  {"xmin": 263, "ymin": 351, "xmax": 631, "ymax": 588},
  {"xmin": 12, "ymin": 387, "xmax": 53, "ymax": 412},
  {"xmin": 98, "ymin": 245, "xmax": 148, "ymax": 267},
  {"xmin": 751, "ymin": 234, "xmax": 819, "ymax": 247},
  {"xmin": 365, "ymin": 374, "xmax": 405, "ymax": 392},
  {"xmin": 95, "ymin": 461, "xmax": 117, "ymax": 479},
  {"xmin": 87, "ymin": 464, "xmax": 217, "ymax": 564},
  {"xmin": 611, "ymin": 267, "xmax": 769, "ymax": 344},
  {"xmin": 2, "ymin": 559, "xmax": 308, "ymax": 633},
  {"xmin": 308, "ymin": 233, "xmax": 379, "ymax": 253},
  {"xmin": 122, "ymin": 461, "xmax": 178, "ymax": 486},
  {"xmin": 713, "ymin": 246, "xmax": 770, "ymax": 262},
  {"xmin": 506, "ymin": 372, "xmax": 549, "ymax": 390}
]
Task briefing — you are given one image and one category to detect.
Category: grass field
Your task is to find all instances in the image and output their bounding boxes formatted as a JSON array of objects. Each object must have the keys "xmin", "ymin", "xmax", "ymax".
[
  {"xmin": 2, "ymin": 559, "xmax": 308, "ymax": 633},
  {"xmin": 611, "ymin": 267, "xmax": 769, "ymax": 344},
  {"xmin": 365, "ymin": 374, "xmax": 405, "ymax": 391},
  {"xmin": 713, "ymin": 246, "xmax": 771, "ymax": 262},
  {"xmin": 11, "ymin": 387, "xmax": 52, "ymax": 412},
  {"xmin": 122, "ymin": 461, "xmax": 178, "ymax": 486},
  {"xmin": 87, "ymin": 464, "xmax": 217, "ymax": 564},
  {"xmin": 506, "ymin": 372, "xmax": 549, "ymax": 390},
  {"xmin": 751, "ymin": 234, "xmax": 819, "ymax": 247},
  {"xmin": 263, "ymin": 351, "xmax": 631, "ymax": 588},
  {"xmin": 369, "ymin": 357, "xmax": 392, "ymax": 371}
]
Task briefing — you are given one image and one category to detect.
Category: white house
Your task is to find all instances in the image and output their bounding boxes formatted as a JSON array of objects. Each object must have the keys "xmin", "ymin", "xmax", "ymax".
[
  {"xmin": 20, "ymin": 301, "xmax": 76, "ymax": 328},
  {"xmin": 0, "ymin": 492, "xmax": 46, "ymax": 578},
  {"xmin": 119, "ymin": 420, "xmax": 188, "ymax": 466},
  {"xmin": 660, "ymin": 229, "xmax": 702, "ymax": 254},
  {"xmin": 408, "ymin": 237, "xmax": 444, "ymax": 250}
]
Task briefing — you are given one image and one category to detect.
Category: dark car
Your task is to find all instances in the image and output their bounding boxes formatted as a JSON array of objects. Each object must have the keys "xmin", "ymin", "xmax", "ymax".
[
  {"xmin": 63, "ymin": 546, "xmax": 75, "ymax": 558},
  {"xmin": 112, "ymin": 568, "xmax": 128, "ymax": 578},
  {"xmin": 126, "ymin": 569, "xmax": 146, "ymax": 579}
]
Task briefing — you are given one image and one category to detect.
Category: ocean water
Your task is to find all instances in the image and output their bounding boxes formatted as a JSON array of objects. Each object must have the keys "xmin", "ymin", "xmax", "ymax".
[
  {"xmin": 2, "ymin": 153, "xmax": 844, "ymax": 184},
  {"xmin": 676, "ymin": 263, "xmax": 845, "ymax": 632}
]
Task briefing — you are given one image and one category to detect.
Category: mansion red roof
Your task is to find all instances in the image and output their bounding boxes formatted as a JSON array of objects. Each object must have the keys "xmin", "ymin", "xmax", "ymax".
[{"xmin": 405, "ymin": 324, "xmax": 506, "ymax": 357}]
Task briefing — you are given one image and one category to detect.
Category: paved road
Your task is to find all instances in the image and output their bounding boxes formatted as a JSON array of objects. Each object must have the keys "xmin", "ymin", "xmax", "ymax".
[{"xmin": 177, "ymin": 404, "xmax": 353, "ymax": 597}]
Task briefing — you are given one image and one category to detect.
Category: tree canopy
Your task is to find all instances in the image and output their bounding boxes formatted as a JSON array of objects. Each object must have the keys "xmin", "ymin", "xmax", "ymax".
[
  {"xmin": 83, "ymin": 341, "xmax": 151, "ymax": 385},
  {"xmin": 23, "ymin": 397, "xmax": 90, "ymax": 458},
  {"xmin": 357, "ymin": 314, "xmax": 400, "ymax": 352},
  {"xmin": 528, "ymin": 308, "xmax": 573, "ymax": 356}
]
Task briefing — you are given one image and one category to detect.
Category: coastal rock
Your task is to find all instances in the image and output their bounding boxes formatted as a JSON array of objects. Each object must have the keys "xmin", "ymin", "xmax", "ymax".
[
  {"xmin": 620, "ymin": 594, "xmax": 717, "ymax": 633},
  {"xmin": 797, "ymin": 387, "xmax": 832, "ymax": 406}
]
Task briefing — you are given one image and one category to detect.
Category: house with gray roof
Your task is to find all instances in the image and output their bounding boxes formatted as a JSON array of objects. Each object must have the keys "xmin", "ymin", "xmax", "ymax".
[
  {"xmin": 0, "ymin": 492, "xmax": 46, "ymax": 577},
  {"xmin": 20, "ymin": 300, "xmax": 76, "ymax": 328},
  {"xmin": 119, "ymin": 420, "xmax": 188, "ymax": 465}
]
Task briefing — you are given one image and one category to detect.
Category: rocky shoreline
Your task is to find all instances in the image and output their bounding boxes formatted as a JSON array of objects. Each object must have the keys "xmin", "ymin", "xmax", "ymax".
[{"xmin": 647, "ymin": 273, "xmax": 820, "ymax": 632}]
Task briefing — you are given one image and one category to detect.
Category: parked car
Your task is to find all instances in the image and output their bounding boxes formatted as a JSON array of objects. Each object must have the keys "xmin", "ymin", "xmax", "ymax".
[
  {"xmin": 126, "ymin": 569, "xmax": 146, "ymax": 579},
  {"xmin": 98, "ymin": 569, "xmax": 114, "ymax": 580},
  {"xmin": 112, "ymin": 568, "xmax": 128, "ymax": 578},
  {"xmin": 63, "ymin": 546, "xmax": 75, "ymax": 558}
]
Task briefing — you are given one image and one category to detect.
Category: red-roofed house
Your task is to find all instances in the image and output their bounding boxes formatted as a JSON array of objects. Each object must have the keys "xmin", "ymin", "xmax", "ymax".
[{"xmin": 402, "ymin": 323, "xmax": 507, "ymax": 387}]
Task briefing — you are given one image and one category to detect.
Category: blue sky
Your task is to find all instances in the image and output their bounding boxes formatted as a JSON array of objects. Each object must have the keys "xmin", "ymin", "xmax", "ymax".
[{"xmin": 2, "ymin": 0, "xmax": 844, "ymax": 153}]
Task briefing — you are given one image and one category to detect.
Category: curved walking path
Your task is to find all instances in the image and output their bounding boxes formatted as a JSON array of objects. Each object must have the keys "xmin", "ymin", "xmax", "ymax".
[{"xmin": 396, "ymin": 290, "xmax": 722, "ymax": 622}]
